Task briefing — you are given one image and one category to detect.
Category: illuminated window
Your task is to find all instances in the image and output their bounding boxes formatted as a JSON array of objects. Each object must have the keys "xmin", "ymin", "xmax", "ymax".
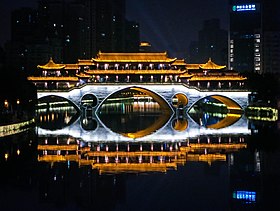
[
  {"xmin": 254, "ymin": 34, "xmax": 260, "ymax": 38},
  {"xmin": 233, "ymin": 191, "xmax": 256, "ymax": 203}
]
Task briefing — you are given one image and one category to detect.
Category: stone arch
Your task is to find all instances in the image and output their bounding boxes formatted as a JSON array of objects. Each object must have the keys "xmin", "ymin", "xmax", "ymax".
[
  {"xmin": 80, "ymin": 93, "xmax": 98, "ymax": 108},
  {"xmin": 37, "ymin": 95, "xmax": 80, "ymax": 111},
  {"xmin": 172, "ymin": 93, "xmax": 188, "ymax": 108},
  {"xmin": 188, "ymin": 94, "xmax": 243, "ymax": 114},
  {"xmin": 96, "ymin": 86, "xmax": 174, "ymax": 115}
]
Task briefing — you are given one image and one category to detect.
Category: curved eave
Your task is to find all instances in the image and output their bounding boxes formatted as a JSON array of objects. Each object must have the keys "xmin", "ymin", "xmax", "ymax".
[
  {"xmin": 91, "ymin": 58, "xmax": 177, "ymax": 63},
  {"xmin": 76, "ymin": 74, "xmax": 92, "ymax": 78},
  {"xmin": 28, "ymin": 76, "xmax": 79, "ymax": 81},
  {"xmin": 179, "ymin": 73, "xmax": 194, "ymax": 78},
  {"xmin": 37, "ymin": 65, "xmax": 65, "ymax": 70},
  {"xmin": 199, "ymin": 65, "xmax": 226, "ymax": 70},
  {"xmin": 189, "ymin": 76, "xmax": 247, "ymax": 81},
  {"xmin": 84, "ymin": 69, "xmax": 186, "ymax": 75}
]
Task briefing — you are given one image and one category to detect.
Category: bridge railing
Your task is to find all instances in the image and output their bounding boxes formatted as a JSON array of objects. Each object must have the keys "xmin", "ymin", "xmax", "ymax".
[{"xmin": 35, "ymin": 81, "xmax": 249, "ymax": 92}]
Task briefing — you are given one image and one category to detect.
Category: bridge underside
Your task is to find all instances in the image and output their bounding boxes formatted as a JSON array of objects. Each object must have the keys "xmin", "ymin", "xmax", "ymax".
[{"xmin": 37, "ymin": 83, "xmax": 250, "ymax": 113}]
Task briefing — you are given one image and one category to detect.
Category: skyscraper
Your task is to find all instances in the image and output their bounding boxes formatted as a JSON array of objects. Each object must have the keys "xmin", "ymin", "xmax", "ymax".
[
  {"xmin": 229, "ymin": 0, "xmax": 280, "ymax": 74},
  {"xmin": 5, "ymin": 0, "xmax": 139, "ymax": 75},
  {"xmin": 189, "ymin": 19, "xmax": 228, "ymax": 65}
]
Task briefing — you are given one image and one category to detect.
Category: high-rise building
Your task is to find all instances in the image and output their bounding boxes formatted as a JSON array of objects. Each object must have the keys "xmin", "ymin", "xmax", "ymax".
[
  {"xmin": 229, "ymin": 0, "xmax": 280, "ymax": 74},
  {"xmin": 38, "ymin": 0, "xmax": 88, "ymax": 63},
  {"xmin": 5, "ymin": 0, "xmax": 140, "ymax": 75},
  {"xmin": 125, "ymin": 20, "xmax": 140, "ymax": 52},
  {"xmin": 188, "ymin": 19, "xmax": 228, "ymax": 65},
  {"xmin": 82, "ymin": 0, "xmax": 132, "ymax": 55}
]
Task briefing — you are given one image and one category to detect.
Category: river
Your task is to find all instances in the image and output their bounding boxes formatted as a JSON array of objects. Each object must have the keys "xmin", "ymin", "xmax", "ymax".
[{"xmin": 0, "ymin": 100, "xmax": 279, "ymax": 211}]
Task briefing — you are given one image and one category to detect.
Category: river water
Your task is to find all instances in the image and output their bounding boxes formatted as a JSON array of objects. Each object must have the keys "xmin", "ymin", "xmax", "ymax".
[{"xmin": 0, "ymin": 101, "xmax": 279, "ymax": 211}]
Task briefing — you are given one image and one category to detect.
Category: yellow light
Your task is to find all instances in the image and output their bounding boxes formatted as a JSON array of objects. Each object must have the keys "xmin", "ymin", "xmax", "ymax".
[
  {"xmin": 5, "ymin": 153, "xmax": 8, "ymax": 160},
  {"xmin": 17, "ymin": 149, "xmax": 20, "ymax": 155},
  {"xmin": 17, "ymin": 99, "xmax": 20, "ymax": 104}
]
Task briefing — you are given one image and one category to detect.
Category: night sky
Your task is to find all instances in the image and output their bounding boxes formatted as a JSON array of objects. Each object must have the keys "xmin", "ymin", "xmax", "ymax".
[{"xmin": 0, "ymin": 0, "xmax": 229, "ymax": 59}]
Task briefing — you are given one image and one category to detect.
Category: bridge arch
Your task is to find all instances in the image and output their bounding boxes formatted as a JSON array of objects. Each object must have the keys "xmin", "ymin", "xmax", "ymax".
[
  {"xmin": 95, "ymin": 85, "xmax": 174, "ymax": 115},
  {"xmin": 37, "ymin": 95, "xmax": 80, "ymax": 111},
  {"xmin": 80, "ymin": 93, "xmax": 98, "ymax": 108},
  {"xmin": 188, "ymin": 94, "xmax": 243, "ymax": 114},
  {"xmin": 172, "ymin": 93, "xmax": 189, "ymax": 108}
]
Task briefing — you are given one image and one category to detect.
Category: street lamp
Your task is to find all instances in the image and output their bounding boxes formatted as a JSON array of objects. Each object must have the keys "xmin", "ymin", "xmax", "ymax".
[{"xmin": 4, "ymin": 100, "xmax": 8, "ymax": 108}]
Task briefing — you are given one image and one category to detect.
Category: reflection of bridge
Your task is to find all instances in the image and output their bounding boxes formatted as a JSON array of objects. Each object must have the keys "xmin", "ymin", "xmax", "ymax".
[
  {"xmin": 37, "ymin": 83, "xmax": 250, "ymax": 113},
  {"xmin": 36, "ymin": 112, "xmax": 251, "ymax": 142},
  {"xmin": 37, "ymin": 136, "xmax": 247, "ymax": 174}
]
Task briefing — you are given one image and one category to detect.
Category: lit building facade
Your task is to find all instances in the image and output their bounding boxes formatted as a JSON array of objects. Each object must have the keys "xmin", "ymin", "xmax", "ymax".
[
  {"xmin": 229, "ymin": 0, "xmax": 280, "ymax": 74},
  {"xmin": 229, "ymin": 0, "xmax": 262, "ymax": 73}
]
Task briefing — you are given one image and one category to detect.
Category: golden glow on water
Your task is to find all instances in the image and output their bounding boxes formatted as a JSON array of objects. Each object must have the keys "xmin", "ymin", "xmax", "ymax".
[
  {"xmin": 37, "ymin": 140, "xmax": 247, "ymax": 174},
  {"xmin": 206, "ymin": 113, "xmax": 242, "ymax": 129}
]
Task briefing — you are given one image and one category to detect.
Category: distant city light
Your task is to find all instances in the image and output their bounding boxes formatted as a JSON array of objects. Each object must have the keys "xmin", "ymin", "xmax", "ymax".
[
  {"xmin": 232, "ymin": 4, "xmax": 256, "ymax": 12},
  {"xmin": 4, "ymin": 100, "xmax": 8, "ymax": 108},
  {"xmin": 233, "ymin": 191, "xmax": 256, "ymax": 202}
]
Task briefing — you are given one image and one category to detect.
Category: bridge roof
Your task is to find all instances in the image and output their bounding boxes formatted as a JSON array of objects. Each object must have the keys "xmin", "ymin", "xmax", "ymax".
[
  {"xmin": 84, "ymin": 69, "xmax": 186, "ymax": 75},
  {"xmin": 171, "ymin": 59, "xmax": 187, "ymax": 66},
  {"xmin": 92, "ymin": 51, "xmax": 177, "ymax": 63},
  {"xmin": 37, "ymin": 58, "xmax": 66, "ymax": 70},
  {"xmin": 199, "ymin": 58, "xmax": 226, "ymax": 70},
  {"xmin": 186, "ymin": 58, "xmax": 226, "ymax": 70},
  {"xmin": 77, "ymin": 59, "xmax": 93, "ymax": 66}
]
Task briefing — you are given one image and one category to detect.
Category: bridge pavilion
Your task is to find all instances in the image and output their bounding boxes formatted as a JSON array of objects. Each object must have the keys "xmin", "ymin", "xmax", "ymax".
[{"xmin": 28, "ymin": 52, "xmax": 246, "ymax": 90}]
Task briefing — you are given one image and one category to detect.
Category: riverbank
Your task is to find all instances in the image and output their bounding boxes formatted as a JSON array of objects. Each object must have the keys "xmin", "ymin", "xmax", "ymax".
[{"xmin": 0, "ymin": 118, "xmax": 35, "ymax": 137}]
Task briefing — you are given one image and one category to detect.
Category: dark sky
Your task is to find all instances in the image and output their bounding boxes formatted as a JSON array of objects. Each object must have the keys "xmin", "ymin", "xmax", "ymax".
[{"xmin": 0, "ymin": 0, "xmax": 229, "ymax": 59}]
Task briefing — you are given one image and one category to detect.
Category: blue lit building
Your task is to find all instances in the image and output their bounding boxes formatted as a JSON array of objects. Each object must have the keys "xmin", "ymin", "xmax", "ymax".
[
  {"xmin": 229, "ymin": 0, "xmax": 262, "ymax": 73},
  {"xmin": 229, "ymin": 0, "xmax": 280, "ymax": 74}
]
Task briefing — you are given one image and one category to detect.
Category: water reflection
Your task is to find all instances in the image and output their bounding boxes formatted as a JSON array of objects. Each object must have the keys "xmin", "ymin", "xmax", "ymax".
[
  {"xmin": 37, "ymin": 136, "xmax": 247, "ymax": 174},
  {"xmin": 1, "ymin": 104, "xmax": 279, "ymax": 210},
  {"xmin": 188, "ymin": 97, "xmax": 243, "ymax": 129},
  {"xmin": 37, "ymin": 106, "xmax": 79, "ymax": 130},
  {"xmin": 98, "ymin": 102, "xmax": 171, "ymax": 138}
]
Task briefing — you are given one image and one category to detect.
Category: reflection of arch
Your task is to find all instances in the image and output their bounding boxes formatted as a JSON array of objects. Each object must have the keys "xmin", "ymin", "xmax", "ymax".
[
  {"xmin": 206, "ymin": 113, "xmax": 242, "ymax": 129},
  {"xmin": 38, "ymin": 95, "xmax": 80, "ymax": 111},
  {"xmin": 81, "ymin": 117, "xmax": 98, "ymax": 131},
  {"xmin": 172, "ymin": 119, "xmax": 188, "ymax": 131},
  {"xmin": 172, "ymin": 93, "xmax": 188, "ymax": 108},
  {"xmin": 121, "ymin": 113, "xmax": 171, "ymax": 139},
  {"xmin": 188, "ymin": 95, "xmax": 243, "ymax": 113}
]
